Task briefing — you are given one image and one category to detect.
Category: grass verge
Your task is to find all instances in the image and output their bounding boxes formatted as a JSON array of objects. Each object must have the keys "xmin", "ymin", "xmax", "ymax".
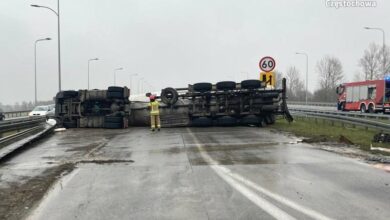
[{"xmin": 270, "ymin": 116, "xmax": 389, "ymax": 153}]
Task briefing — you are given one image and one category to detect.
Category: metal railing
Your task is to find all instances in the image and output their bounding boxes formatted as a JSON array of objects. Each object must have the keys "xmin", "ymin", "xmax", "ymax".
[
  {"xmin": 0, "ymin": 125, "xmax": 44, "ymax": 146},
  {"xmin": 290, "ymin": 109, "xmax": 390, "ymax": 132},
  {"xmin": 2, "ymin": 110, "xmax": 32, "ymax": 119},
  {"xmin": 0, "ymin": 116, "xmax": 47, "ymax": 133},
  {"xmin": 289, "ymin": 108, "xmax": 390, "ymax": 121},
  {"xmin": 288, "ymin": 101, "xmax": 335, "ymax": 107}
]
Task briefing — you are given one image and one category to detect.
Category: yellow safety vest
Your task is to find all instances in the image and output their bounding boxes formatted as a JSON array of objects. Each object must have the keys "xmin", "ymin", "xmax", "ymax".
[{"xmin": 149, "ymin": 101, "xmax": 160, "ymax": 115}]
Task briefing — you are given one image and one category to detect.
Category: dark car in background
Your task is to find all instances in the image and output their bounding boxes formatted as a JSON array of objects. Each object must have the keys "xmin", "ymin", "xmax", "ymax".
[{"xmin": 0, "ymin": 109, "xmax": 5, "ymax": 121}]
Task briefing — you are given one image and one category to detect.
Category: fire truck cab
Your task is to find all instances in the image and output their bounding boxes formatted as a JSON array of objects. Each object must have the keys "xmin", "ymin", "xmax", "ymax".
[{"xmin": 336, "ymin": 78, "xmax": 390, "ymax": 113}]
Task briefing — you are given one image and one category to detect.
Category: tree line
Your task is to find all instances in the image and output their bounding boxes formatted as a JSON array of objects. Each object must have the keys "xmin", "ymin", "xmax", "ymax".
[
  {"xmin": 0, "ymin": 100, "xmax": 54, "ymax": 112},
  {"xmin": 282, "ymin": 42, "xmax": 390, "ymax": 103}
]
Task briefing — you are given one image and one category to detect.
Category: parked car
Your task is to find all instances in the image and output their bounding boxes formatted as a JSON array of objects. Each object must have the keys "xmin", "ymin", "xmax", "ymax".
[
  {"xmin": 0, "ymin": 109, "xmax": 5, "ymax": 121},
  {"xmin": 28, "ymin": 105, "xmax": 51, "ymax": 116},
  {"xmin": 46, "ymin": 104, "xmax": 55, "ymax": 117}
]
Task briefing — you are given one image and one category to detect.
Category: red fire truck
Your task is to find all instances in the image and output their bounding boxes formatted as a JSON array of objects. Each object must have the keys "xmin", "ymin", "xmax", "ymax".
[{"xmin": 336, "ymin": 78, "xmax": 390, "ymax": 113}]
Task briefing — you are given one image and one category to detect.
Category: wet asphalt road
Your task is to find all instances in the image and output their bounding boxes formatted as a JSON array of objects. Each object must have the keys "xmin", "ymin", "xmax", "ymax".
[{"xmin": 1, "ymin": 127, "xmax": 390, "ymax": 220}]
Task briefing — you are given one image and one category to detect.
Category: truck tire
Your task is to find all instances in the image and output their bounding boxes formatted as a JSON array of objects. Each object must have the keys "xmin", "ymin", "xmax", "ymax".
[
  {"xmin": 241, "ymin": 80, "xmax": 262, "ymax": 89},
  {"xmin": 56, "ymin": 90, "xmax": 78, "ymax": 99},
  {"xmin": 105, "ymin": 116, "xmax": 123, "ymax": 123},
  {"xmin": 108, "ymin": 86, "xmax": 124, "ymax": 93},
  {"xmin": 63, "ymin": 120, "xmax": 77, "ymax": 128},
  {"xmin": 240, "ymin": 115, "xmax": 261, "ymax": 126},
  {"xmin": 216, "ymin": 116, "xmax": 237, "ymax": 126},
  {"xmin": 107, "ymin": 91, "xmax": 124, "ymax": 99},
  {"xmin": 360, "ymin": 104, "xmax": 366, "ymax": 113},
  {"xmin": 216, "ymin": 81, "xmax": 236, "ymax": 91},
  {"xmin": 161, "ymin": 87, "xmax": 179, "ymax": 105},
  {"xmin": 264, "ymin": 114, "xmax": 276, "ymax": 125},
  {"xmin": 191, "ymin": 117, "xmax": 213, "ymax": 127},
  {"xmin": 104, "ymin": 122, "xmax": 123, "ymax": 129},
  {"xmin": 193, "ymin": 82, "xmax": 212, "ymax": 93},
  {"xmin": 368, "ymin": 104, "xmax": 375, "ymax": 113}
]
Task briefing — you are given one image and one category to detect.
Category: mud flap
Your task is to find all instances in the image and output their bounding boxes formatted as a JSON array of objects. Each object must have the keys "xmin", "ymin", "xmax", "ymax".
[{"xmin": 282, "ymin": 78, "xmax": 294, "ymax": 123}]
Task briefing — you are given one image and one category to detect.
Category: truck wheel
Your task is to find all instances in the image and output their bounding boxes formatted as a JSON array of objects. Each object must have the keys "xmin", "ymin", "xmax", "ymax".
[
  {"xmin": 161, "ymin": 87, "xmax": 179, "ymax": 105},
  {"xmin": 63, "ymin": 120, "xmax": 77, "ymax": 128},
  {"xmin": 108, "ymin": 86, "xmax": 124, "ymax": 93},
  {"xmin": 240, "ymin": 115, "xmax": 260, "ymax": 126},
  {"xmin": 264, "ymin": 114, "xmax": 276, "ymax": 125},
  {"xmin": 107, "ymin": 91, "xmax": 124, "ymax": 99},
  {"xmin": 191, "ymin": 117, "xmax": 213, "ymax": 127},
  {"xmin": 104, "ymin": 122, "xmax": 123, "ymax": 129},
  {"xmin": 368, "ymin": 104, "xmax": 374, "ymax": 113},
  {"xmin": 216, "ymin": 81, "xmax": 236, "ymax": 91},
  {"xmin": 105, "ymin": 116, "xmax": 123, "ymax": 123},
  {"xmin": 193, "ymin": 83, "xmax": 212, "ymax": 93},
  {"xmin": 216, "ymin": 116, "xmax": 237, "ymax": 126},
  {"xmin": 241, "ymin": 80, "xmax": 262, "ymax": 89},
  {"xmin": 360, "ymin": 104, "xmax": 366, "ymax": 113},
  {"xmin": 56, "ymin": 90, "xmax": 78, "ymax": 99}
]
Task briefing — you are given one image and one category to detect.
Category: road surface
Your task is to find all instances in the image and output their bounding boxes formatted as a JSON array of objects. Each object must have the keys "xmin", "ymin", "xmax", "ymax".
[{"xmin": 1, "ymin": 127, "xmax": 389, "ymax": 220}]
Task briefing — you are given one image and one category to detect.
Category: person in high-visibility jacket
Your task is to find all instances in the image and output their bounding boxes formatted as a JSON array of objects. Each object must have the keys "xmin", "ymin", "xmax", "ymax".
[{"xmin": 148, "ymin": 95, "xmax": 161, "ymax": 131}]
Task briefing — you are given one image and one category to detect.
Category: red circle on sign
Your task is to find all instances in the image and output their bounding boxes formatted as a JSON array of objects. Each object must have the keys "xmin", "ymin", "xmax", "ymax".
[{"xmin": 259, "ymin": 56, "xmax": 276, "ymax": 72}]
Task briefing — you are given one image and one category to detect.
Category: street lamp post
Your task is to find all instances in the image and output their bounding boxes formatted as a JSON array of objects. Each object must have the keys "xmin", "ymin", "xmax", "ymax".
[
  {"xmin": 87, "ymin": 58, "xmax": 99, "ymax": 89},
  {"xmin": 364, "ymin": 27, "xmax": 386, "ymax": 76},
  {"xmin": 296, "ymin": 52, "xmax": 309, "ymax": 105},
  {"xmin": 114, "ymin": 67, "xmax": 123, "ymax": 86},
  {"xmin": 34, "ymin": 37, "xmax": 51, "ymax": 105},
  {"xmin": 31, "ymin": 1, "xmax": 61, "ymax": 92},
  {"xmin": 129, "ymin": 73, "xmax": 138, "ymax": 91},
  {"xmin": 138, "ymin": 77, "xmax": 144, "ymax": 94}
]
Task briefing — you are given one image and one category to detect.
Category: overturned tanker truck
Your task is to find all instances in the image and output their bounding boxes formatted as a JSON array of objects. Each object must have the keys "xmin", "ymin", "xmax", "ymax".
[
  {"xmin": 54, "ymin": 86, "xmax": 131, "ymax": 128},
  {"xmin": 130, "ymin": 78, "xmax": 293, "ymax": 127},
  {"xmin": 55, "ymin": 79, "xmax": 292, "ymax": 128}
]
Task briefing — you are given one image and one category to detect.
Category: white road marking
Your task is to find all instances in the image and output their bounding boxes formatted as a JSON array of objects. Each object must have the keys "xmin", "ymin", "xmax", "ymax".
[
  {"xmin": 187, "ymin": 128, "xmax": 296, "ymax": 220},
  {"xmin": 187, "ymin": 128, "xmax": 334, "ymax": 220}
]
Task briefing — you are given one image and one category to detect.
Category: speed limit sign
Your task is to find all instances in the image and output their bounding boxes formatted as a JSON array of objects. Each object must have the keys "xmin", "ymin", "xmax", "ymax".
[{"xmin": 259, "ymin": 56, "xmax": 276, "ymax": 72}]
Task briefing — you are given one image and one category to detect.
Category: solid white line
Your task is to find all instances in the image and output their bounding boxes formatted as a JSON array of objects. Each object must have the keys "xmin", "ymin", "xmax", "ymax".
[
  {"xmin": 220, "ymin": 166, "xmax": 334, "ymax": 220},
  {"xmin": 187, "ymin": 128, "xmax": 334, "ymax": 220},
  {"xmin": 187, "ymin": 128, "xmax": 296, "ymax": 220}
]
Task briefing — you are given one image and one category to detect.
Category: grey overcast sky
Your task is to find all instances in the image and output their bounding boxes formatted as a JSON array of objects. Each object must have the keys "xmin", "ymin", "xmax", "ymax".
[{"xmin": 0, "ymin": 0, "xmax": 389, "ymax": 104}]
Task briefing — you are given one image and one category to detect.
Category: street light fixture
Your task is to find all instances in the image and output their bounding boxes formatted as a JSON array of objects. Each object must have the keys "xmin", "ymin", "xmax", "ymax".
[
  {"xmin": 364, "ymin": 27, "xmax": 386, "ymax": 76},
  {"xmin": 31, "ymin": 1, "xmax": 62, "ymax": 92},
  {"xmin": 34, "ymin": 37, "xmax": 51, "ymax": 105},
  {"xmin": 114, "ymin": 67, "xmax": 123, "ymax": 86},
  {"xmin": 295, "ymin": 52, "xmax": 309, "ymax": 105},
  {"xmin": 129, "ymin": 73, "xmax": 138, "ymax": 92},
  {"xmin": 87, "ymin": 58, "xmax": 99, "ymax": 90},
  {"xmin": 138, "ymin": 77, "xmax": 144, "ymax": 94}
]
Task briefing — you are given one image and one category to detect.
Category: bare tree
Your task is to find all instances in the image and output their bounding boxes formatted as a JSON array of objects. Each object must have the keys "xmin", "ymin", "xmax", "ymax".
[
  {"xmin": 359, "ymin": 43, "xmax": 382, "ymax": 80},
  {"xmin": 274, "ymin": 70, "xmax": 283, "ymax": 89},
  {"xmin": 315, "ymin": 55, "xmax": 344, "ymax": 102},
  {"xmin": 380, "ymin": 45, "xmax": 390, "ymax": 77},
  {"xmin": 284, "ymin": 66, "xmax": 305, "ymax": 101},
  {"xmin": 353, "ymin": 71, "xmax": 364, "ymax": 82}
]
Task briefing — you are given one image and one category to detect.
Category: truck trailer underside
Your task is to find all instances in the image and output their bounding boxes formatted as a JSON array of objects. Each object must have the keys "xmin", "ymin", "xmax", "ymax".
[{"xmin": 55, "ymin": 79, "xmax": 293, "ymax": 128}]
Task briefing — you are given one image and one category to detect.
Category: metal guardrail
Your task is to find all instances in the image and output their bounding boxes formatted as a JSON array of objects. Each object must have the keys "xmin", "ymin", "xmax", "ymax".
[
  {"xmin": 0, "ymin": 125, "xmax": 44, "ymax": 146},
  {"xmin": 288, "ymin": 101, "xmax": 335, "ymax": 107},
  {"xmin": 290, "ymin": 109, "xmax": 390, "ymax": 132},
  {"xmin": 2, "ymin": 110, "xmax": 31, "ymax": 119},
  {"xmin": 0, "ymin": 116, "xmax": 47, "ymax": 133},
  {"xmin": 290, "ymin": 108, "xmax": 390, "ymax": 121}
]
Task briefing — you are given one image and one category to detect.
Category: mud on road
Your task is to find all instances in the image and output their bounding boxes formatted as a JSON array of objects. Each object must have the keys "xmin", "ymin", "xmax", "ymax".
[{"xmin": 0, "ymin": 163, "xmax": 74, "ymax": 220}]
